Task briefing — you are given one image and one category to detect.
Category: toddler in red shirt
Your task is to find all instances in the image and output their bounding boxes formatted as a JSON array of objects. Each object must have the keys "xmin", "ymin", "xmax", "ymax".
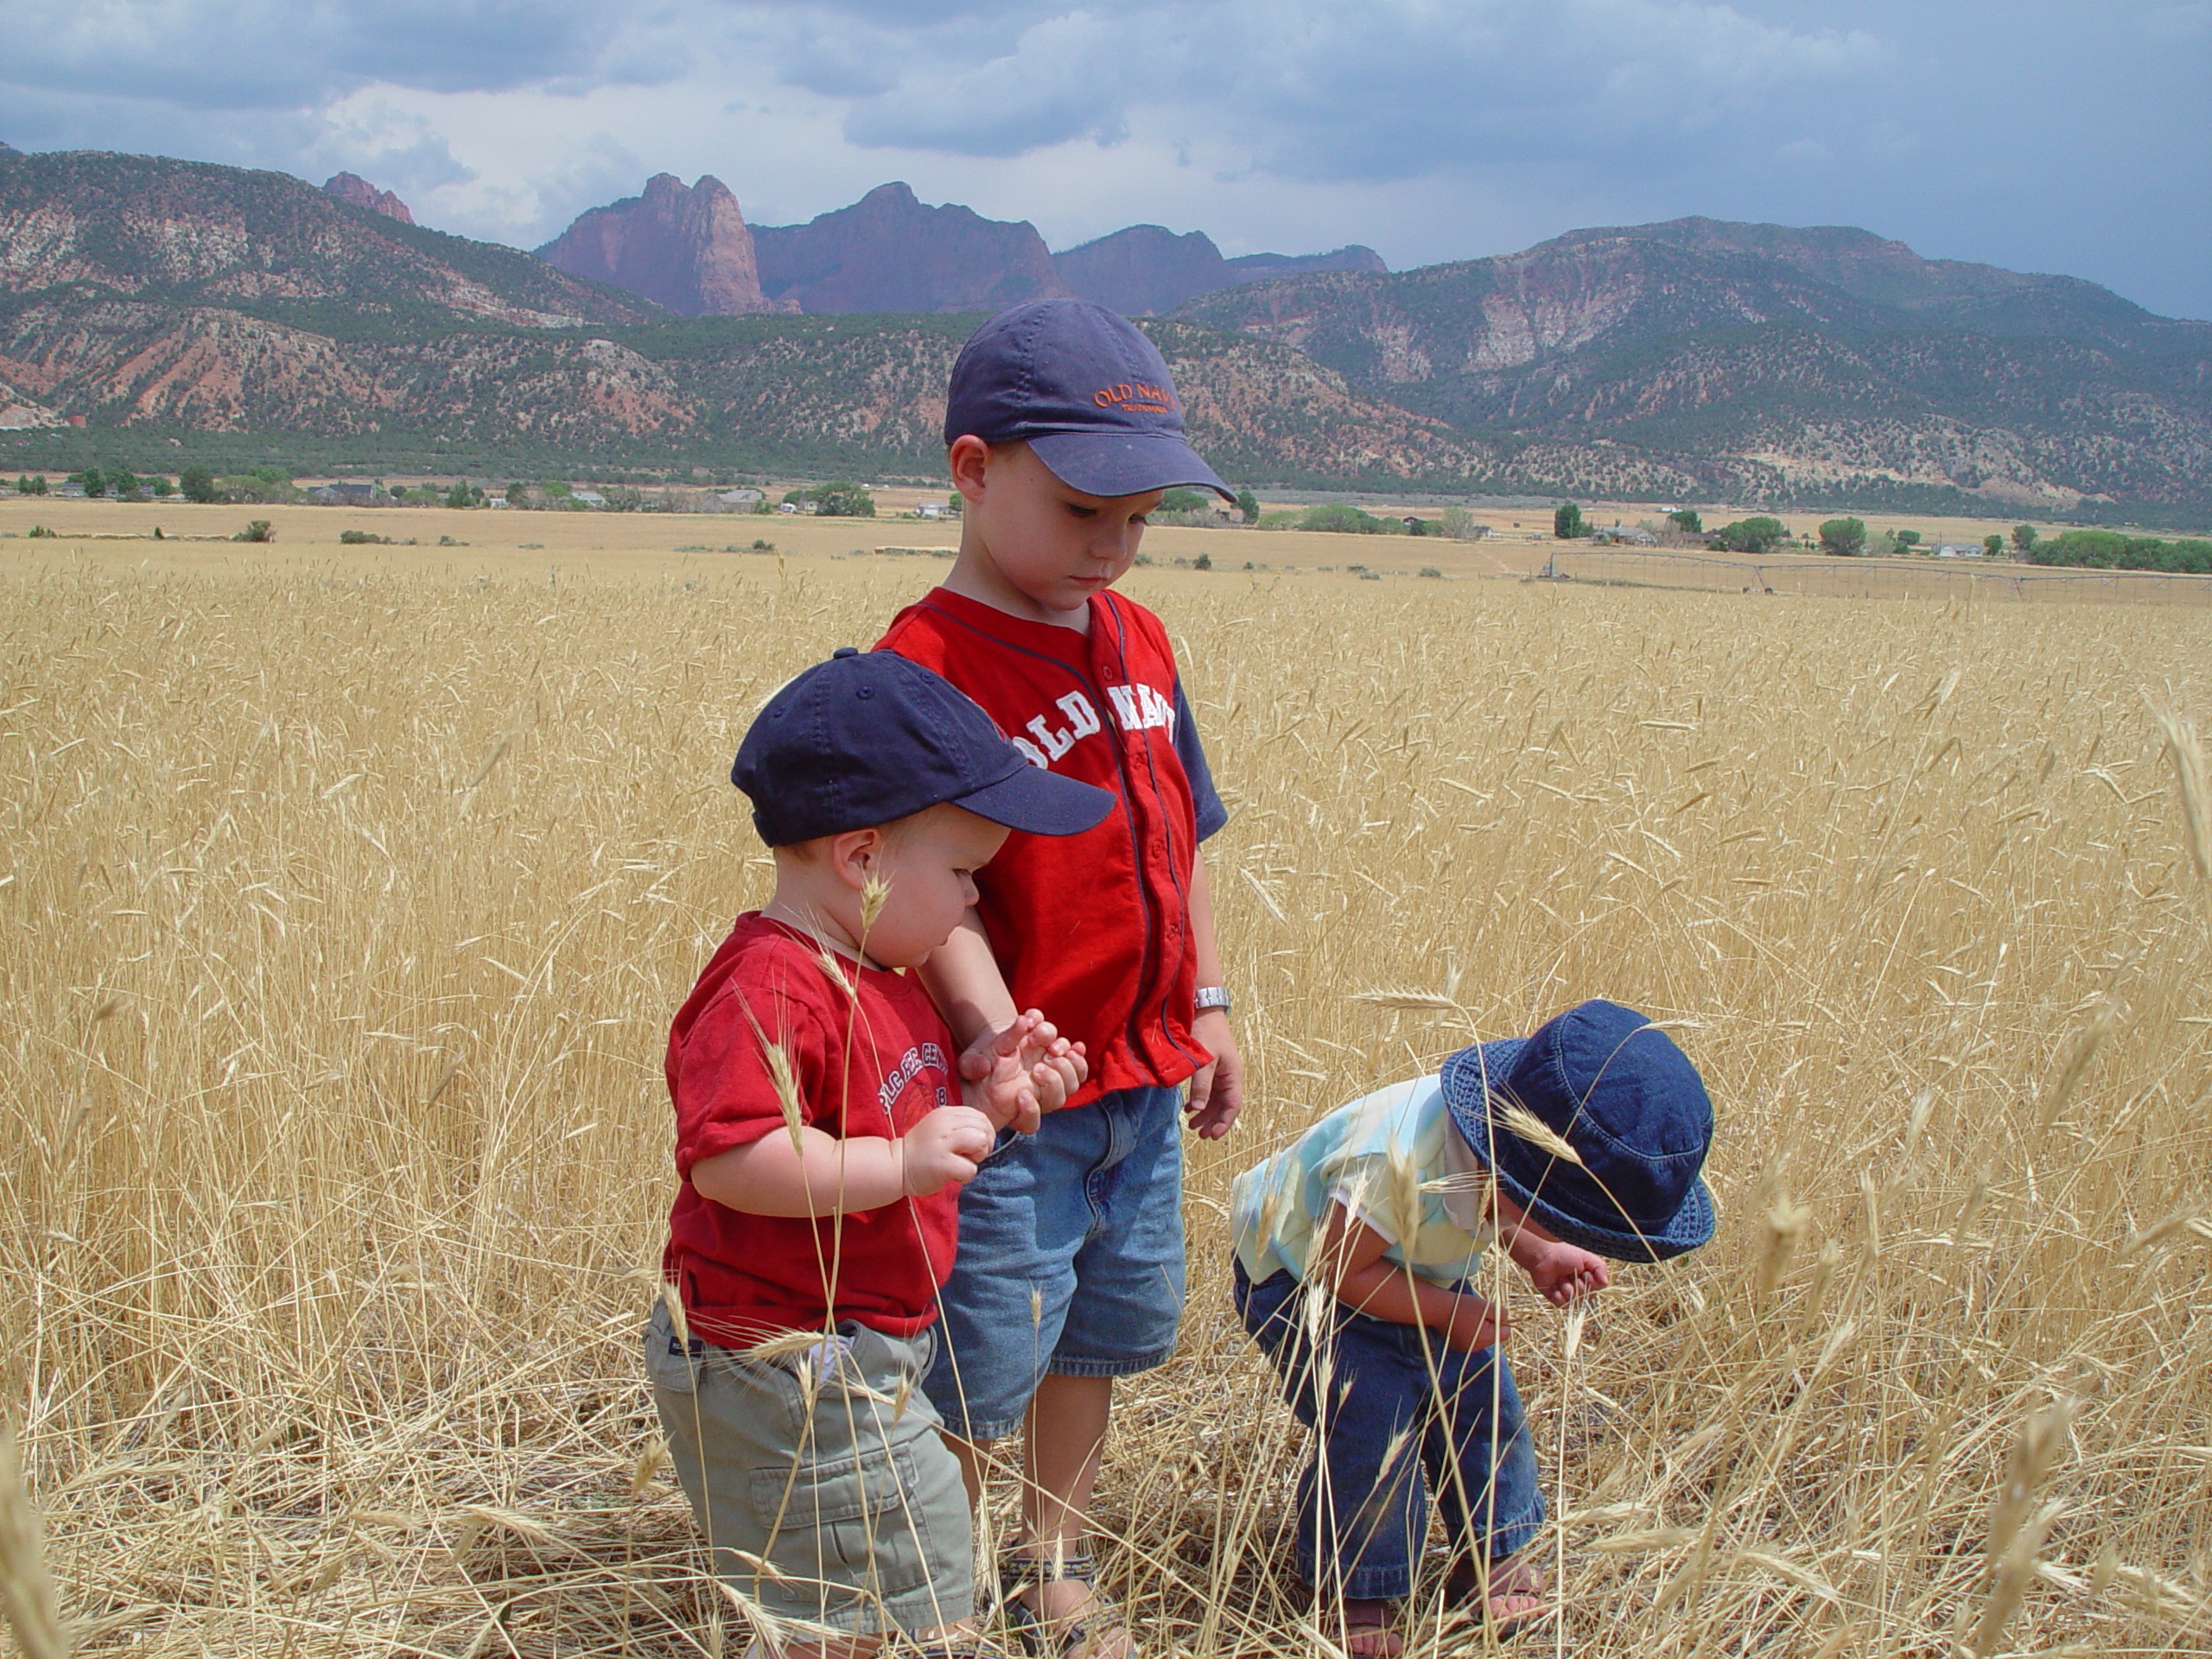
[{"xmin": 649, "ymin": 648, "xmax": 1109, "ymax": 1658}]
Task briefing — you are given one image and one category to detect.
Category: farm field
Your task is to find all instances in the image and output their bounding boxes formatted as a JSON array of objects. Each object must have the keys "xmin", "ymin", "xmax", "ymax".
[{"xmin": 3, "ymin": 533, "xmax": 2210, "ymax": 1657}]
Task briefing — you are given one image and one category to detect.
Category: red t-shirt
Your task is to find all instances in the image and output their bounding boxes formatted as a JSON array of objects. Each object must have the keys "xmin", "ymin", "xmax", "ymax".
[
  {"xmin": 875, "ymin": 587, "xmax": 1225, "ymax": 1104},
  {"xmin": 661, "ymin": 913, "xmax": 962, "ymax": 1345}
]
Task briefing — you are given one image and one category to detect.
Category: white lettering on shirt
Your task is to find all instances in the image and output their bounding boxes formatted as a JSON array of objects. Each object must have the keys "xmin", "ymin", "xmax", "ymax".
[
  {"xmin": 1010, "ymin": 683, "xmax": 1174, "ymax": 772},
  {"xmin": 878, "ymin": 1041, "xmax": 949, "ymax": 1116}
]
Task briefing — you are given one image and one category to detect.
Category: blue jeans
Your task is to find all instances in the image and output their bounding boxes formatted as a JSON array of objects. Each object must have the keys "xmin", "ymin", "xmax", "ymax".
[
  {"xmin": 924, "ymin": 1085, "xmax": 1186, "ymax": 1441},
  {"xmin": 1235, "ymin": 1262, "xmax": 1543, "ymax": 1599}
]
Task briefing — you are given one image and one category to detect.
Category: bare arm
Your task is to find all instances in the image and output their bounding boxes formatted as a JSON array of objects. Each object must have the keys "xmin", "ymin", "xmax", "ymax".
[
  {"xmin": 1310, "ymin": 1201, "xmax": 1505, "ymax": 1351},
  {"xmin": 917, "ymin": 909, "xmax": 1019, "ymax": 1049},
  {"xmin": 690, "ymin": 1107, "xmax": 993, "ymax": 1217},
  {"xmin": 1185, "ymin": 850, "xmax": 1243, "ymax": 1137}
]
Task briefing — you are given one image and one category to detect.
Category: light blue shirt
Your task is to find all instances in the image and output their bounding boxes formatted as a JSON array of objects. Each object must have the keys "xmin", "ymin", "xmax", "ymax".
[{"xmin": 1231, "ymin": 1075, "xmax": 1495, "ymax": 1287}]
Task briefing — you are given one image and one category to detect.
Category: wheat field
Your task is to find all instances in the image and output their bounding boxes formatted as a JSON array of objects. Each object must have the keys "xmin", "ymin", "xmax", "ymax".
[{"xmin": 3, "ymin": 540, "xmax": 2209, "ymax": 1657}]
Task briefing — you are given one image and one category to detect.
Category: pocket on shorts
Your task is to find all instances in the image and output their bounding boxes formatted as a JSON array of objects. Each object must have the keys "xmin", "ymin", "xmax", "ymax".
[
  {"xmin": 747, "ymin": 1443, "xmax": 932, "ymax": 1594},
  {"xmin": 643, "ymin": 1306, "xmax": 701, "ymax": 1395}
]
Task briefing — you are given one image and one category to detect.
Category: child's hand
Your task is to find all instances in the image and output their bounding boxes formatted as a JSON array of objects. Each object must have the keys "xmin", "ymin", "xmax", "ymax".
[
  {"xmin": 1185, "ymin": 1009, "xmax": 1243, "ymax": 1140},
  {"xmin": 1523, "ymin": 1240, "xmax": 1610, "ymax": 1307},
  {"xmin": 899, "ymin": 1105, "xmax": 995, "ymax": 1196},
  {"xmin": 958, "ymin": 1010, "xmax": 1087, "ymax": 1133},
  {"xmin": 1441, "ymin": 1289, "xmax": 1506, "ymax": 1353}
]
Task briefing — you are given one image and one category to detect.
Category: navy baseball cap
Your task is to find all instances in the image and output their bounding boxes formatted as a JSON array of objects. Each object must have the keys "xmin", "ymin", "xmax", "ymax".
[
  {"xmin": 733, "ymin": 647, "xmax": 1114, "ymax": 846},
  {"xmin": 1439, "ymin": 1000, "xmax": 1716, "ymax": 1263},
  {"xmin": 944, "ymin": 298, "xmax": 1233, "ymax": 501}
]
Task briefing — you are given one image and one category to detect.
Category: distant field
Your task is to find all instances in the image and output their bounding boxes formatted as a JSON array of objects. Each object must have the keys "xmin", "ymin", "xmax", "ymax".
[
  {"xmin": 3, "ymin": 524, "xmax": 2210, "ymax": 1656},
  {"xmin": 8, "ymin": 497, "xmax": 2209, "ymax": 602}
]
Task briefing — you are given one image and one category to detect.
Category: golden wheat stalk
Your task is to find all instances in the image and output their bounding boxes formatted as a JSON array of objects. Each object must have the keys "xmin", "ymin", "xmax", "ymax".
[
  {"xmin": 0, "ymin": 1417, "xmax": 69, "ymax": 1659},
  {"xmin": 2145, "ymin": 696, "xmax": 2210, "ymax": 880}
]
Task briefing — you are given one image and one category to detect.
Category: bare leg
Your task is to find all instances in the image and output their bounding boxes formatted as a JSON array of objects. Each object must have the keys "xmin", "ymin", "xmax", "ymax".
[
  {"xmin": 943, "ymin": 1429, "xmax": 992, "ymax": 1510},
  {"xmin": 1012, "ymin": 1374, "xmax": 1132, "ymax": 1659}
]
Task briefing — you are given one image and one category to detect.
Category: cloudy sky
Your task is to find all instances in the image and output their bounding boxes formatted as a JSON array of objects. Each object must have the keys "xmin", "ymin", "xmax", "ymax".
[{"xmin": 8, "ymin": 0, "xmax": 2209, "ymax": 318}]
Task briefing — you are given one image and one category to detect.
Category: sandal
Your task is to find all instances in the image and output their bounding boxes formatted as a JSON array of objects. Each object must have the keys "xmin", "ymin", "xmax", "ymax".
[
  {"xmin": 1444, "ymin": 1553, "xmax": 1551, "ymax": 1640},
  {"xmin": 996, "ymin": 1549, "xmax": 1135, "ymax": 1659}
]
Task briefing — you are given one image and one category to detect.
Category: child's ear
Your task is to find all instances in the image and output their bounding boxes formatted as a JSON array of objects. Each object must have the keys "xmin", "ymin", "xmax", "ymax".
[
  {"xmin": 948, "ymin": 435, "xmax": 990, "ymax": 502},
  {"xmin": 827, "ymin": 827, "xmax": 884, "ymax": 891}
]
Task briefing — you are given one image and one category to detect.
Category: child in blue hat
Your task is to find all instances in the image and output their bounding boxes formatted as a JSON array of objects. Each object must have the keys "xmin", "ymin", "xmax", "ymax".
[{"xmin": 1230, "ymin": 1000, "xmax": 1716, "ymax": 1655}]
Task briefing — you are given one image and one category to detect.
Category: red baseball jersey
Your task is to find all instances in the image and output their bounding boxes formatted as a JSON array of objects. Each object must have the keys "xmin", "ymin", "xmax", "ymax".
[
  {"xmin": 662, "ymin": 913, "xmax": 962, "ymax": 1344},
  {"xmin": 876, "ymin": 586, "xmax": 1227, "ymax": 1104}
]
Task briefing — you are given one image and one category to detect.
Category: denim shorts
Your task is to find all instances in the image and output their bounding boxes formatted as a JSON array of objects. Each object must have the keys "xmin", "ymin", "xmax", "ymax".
[
  {"xmin": 1236, "ymin": 1261, "xmax": 1543, "ymax": 1599},
  {"xmin": 645, "ymin": 1302, "xmax": 972, "ymax": 1637},
  {"xmin": 923, "ymin": 1084, "xmax": 1187, "ymax": 1440}
]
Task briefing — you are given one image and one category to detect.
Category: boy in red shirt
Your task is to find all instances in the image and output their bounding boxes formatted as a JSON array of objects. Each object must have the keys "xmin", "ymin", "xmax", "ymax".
[
  {"xmin": 877, "ymin": 300, "xmax": 1243, "ymax": 1659},
  {"xmin": 649, "ymin": 647, "xmax": 1110, "ymax": 1657}
]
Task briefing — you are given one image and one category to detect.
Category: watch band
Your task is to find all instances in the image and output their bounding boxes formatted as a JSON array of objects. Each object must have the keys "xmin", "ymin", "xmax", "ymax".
[{"xmin": 1194, "ymin": 986, "xmax": 1232, "ymax": 1014}]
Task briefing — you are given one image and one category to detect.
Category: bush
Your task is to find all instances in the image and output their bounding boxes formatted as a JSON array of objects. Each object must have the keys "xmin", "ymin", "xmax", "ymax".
[
  {"xmin": 1554, "ymin": 501, "xmax": 1588, "ymax": 539},
  {"xmin": 1301, "ymin": 503, "xmax": 1390, "ymax": 535},
  {"xmin": 27, "ymin": 524, "xmax": 55, "ymax": 537},
  {"xmin": 1711, "ymin": 516, "xmax": 1789, "ymax": 554},
  {"xmin": 1818, "ymin": 517, "xmax": 1866, "ymax": 557},
  {"xmin": 232, "ymin": 519, "xmax": 274, "ymax": 543},
  {"xmin": 338, "ymin": 529, "xmax": 392, "ymax": 545},
  {"xmin": 1235, "ymin": 487, "xmax": 1260, "ymax": 524},
  {"xmin": 1160, "ymin": 488, "xmax": 1210, "ymax": 513},
  {"xmin": 1439, "ymin": 506, "xmax": 1489, "ymax": 541},
  {"xmin": 2028, "ymin": 530, "xmax": 2212, "ymax": 575},
  {"xmin": 15, "ymin": 474, "xmax": 47, "ymax": 495},
  {"xmin": 1192, "ymin": 552, "xmax": 1212, "ymax": 571},
  {"xmin": 178, "ymin": 466, "xmax": 218, "ymax": 504},
  {"xmin": 751, "ymin": 538, "xmax": 775, "ymax": 552},
  {"xmin": 1419, "ymin": 566, "xmax": 1442, "ymax": 578}
]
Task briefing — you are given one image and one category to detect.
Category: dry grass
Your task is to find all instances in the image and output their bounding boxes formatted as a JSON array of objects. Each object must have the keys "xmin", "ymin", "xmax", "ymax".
[{"xmin": 3, "ymin": 547, "xmax": 2209, "ymax": 1656}]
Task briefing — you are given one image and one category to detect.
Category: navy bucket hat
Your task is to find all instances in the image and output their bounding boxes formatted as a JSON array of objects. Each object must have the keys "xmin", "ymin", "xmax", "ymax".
[
  {"xmin": 944, "ymin": 298, "xmax": 1233, "ymax": 501},
  {"xmin": 1439, "ymin": 1000, "xmax": 1715, "ymax": 1262},
  {"xmin": 733, "ymin": 647, "xmax": 1114, "ymax": 846}
]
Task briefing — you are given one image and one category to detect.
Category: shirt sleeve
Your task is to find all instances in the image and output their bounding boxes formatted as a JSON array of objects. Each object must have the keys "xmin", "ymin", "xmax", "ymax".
[
  {"xmin": 669, "ymin": 982, "xmax": 832, "ymax": 1178},
  {"xmin": 1173, "ymin": 676, "xmax": 1229, "ymax": 841}
]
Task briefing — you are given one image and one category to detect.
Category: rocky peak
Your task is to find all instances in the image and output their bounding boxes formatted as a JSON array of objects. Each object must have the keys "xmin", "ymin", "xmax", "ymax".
[
  {"xmin": 1056, "ymin": 226, "xmax": 1391, "ymax": 315},
  {"xmin": 322, "ymin": 172, "xmax": 414, "ymax": 225},
  {"xmin": 751, "ymin": 182, "xmax": 1071, "ymax": 314},
  {"xmin": 534, "ymin": 174, "xmax": 789, "ymax": 316}
]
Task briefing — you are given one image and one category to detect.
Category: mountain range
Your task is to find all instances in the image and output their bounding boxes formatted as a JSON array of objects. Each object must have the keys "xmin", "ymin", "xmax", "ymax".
[
  {"xmin": 1, "ymin": 147, "xmax": 2206, "ymax": 518},
  {"xmin": 531, "ymin": 173, "xmax": 1384, "ymax": 318}
]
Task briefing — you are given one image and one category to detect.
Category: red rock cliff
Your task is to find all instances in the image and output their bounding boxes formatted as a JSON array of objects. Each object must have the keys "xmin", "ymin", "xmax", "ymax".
[
  {"xmin": 534, "ymin": 175, "xmax": 790, "ymax": 317},
  {"xmin": 322, "ymin": 173, "xmax": 414, "ymax": 225}
]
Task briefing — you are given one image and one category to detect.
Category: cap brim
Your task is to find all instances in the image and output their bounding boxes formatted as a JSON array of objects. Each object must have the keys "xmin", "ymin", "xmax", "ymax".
[
  {"xmin": 1027, "ymin": 429, "xmax": 1234, "ymax": 502},
  {"xmin": 954, "ymin": 765, "xmax": 1115, "ymax": 836}
]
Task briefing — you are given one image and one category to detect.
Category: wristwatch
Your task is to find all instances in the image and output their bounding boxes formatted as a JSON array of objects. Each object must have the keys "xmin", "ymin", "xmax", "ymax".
[{"xmin": 1194, "ymin": 986, "xmax": 1233, "ymax": 1014}]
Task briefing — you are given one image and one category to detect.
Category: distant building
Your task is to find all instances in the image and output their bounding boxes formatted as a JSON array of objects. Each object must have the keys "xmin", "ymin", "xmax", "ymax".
[
  {"xmin": 570, "ymin": 489, "xmax": 607, "ymax": 508},
  {"xmin": 778, "ymin": 501, "xmax": 800, "ymax": 514},
  {"xmin": 1933, "ymin": 542, "xmax": 1982, "ymax": 557},
  {"xmin": 715, "ymin": 488, "xmax": 764, "ymax": 510},
  {"xmin": 310, "ymin": 481, "xmax": 378, "ymax": 505}
]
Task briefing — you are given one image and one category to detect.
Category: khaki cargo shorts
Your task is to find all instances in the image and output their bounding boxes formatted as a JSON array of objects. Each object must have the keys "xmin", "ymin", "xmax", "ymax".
[{"xmin": 645, "ymin": 1303, "xmax": 973, "ymax": 1640}]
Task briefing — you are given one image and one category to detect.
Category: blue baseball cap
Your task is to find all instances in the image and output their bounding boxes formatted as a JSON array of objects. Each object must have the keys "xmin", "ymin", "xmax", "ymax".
[
  {"xmin": 1439, "ymin": 1000, "xmax": 1716, "ymax": 1263},
  {"xmin": 944, "ymin": 298, "xmax": 1233, "ymax": 501},
  {"xmin": 734, "ymin": 648, "xmax": 1114, "ymax": 846}
]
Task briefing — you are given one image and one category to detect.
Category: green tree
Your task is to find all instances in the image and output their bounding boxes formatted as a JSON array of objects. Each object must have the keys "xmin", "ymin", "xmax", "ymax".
[
  {"xmin": 150, "ymin": 476, "xmax": 175, "ymax": 497},
  {"xmin": 444, "ymin": 480, "xmax": 478, "ymax": 510},
  {"xmin": 506, "ymin": 481, "xmax": 532, "ymax": 508},
  {"xmin": 1894, "ymin": 529, "xmax": 1921, "ymax": 549},
  {"xmin": 1711, "ymin": 516, "xmax": 1789, "ymax": 554},
  {"xmin": 68, "ymin": 468, "xmax": 106, "ymax": 498},
  {"xmin": 1159, "ymin": 487, "xmax": 1209, "ymax": 513},
  {"xmin": 179, "ymin": 466, "xmax": 217, "ymax": 503},
  {"xmin": 1667, "ymin": 507, "xmax": 1702, "ymax": 533},
  {"xmin": 1235, "ymin": 487, "xmax": 1260, "ymax": 524},
  {"xmin": 1817, "ymin": 516, "xmax": 1866, "ymax": 557},
  {"xmin": 810, "ymin": 481, "xmax": 875, "ymax": 518},
  {"xmin": 2012, "ymin": 524, "xmax": 2038, "ymax": 554},
  {"xmin": 105, "ymin": 466, "xmax": 140, "ymax": 499},
  {"xmin": 1983, "ymin": 533, "xmax": 2004, "ymax": 556},
  {"xmin": 1554, "ymin": 501, "xmax": 1587, "ymax": 539},
  {"xmin": 1300, "ymin": 503, "xmax": 1389, "ymax": 535}
]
